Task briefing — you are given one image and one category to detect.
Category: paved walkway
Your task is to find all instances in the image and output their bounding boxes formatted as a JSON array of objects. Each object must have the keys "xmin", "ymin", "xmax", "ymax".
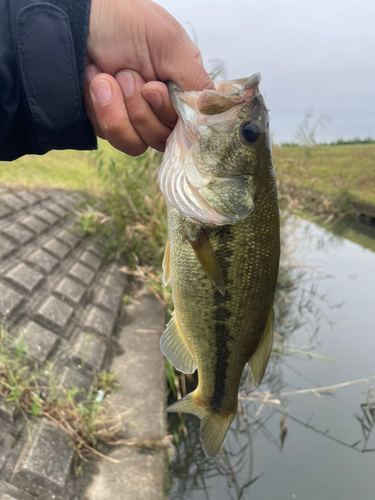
[{"xmin": 0, "ymin": 188, "xmax": 166, "ymax": 500}]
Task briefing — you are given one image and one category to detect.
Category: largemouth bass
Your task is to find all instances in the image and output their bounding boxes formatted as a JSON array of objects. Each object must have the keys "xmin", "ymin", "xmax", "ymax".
[{"xmin": 159, "ymin": 74, "xmax": 280, "ymax": 458}]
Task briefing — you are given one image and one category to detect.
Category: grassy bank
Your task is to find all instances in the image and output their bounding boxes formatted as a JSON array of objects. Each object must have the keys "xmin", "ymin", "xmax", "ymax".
[
  {"xmin": 273, "ymin": 143, "xmax": 375, "ymax": 207},
  {"xmin": 0, "ymin": 144, "xmax": 108, "ymax": 192},
  {"xmin": 2, "ymin": 141, "xmax": 374, "ymax": 208}
]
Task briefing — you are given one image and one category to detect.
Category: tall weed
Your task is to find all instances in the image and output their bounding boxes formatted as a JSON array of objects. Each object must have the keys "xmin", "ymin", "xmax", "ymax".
[{"xmin": 92, "ymin": 148, "xmax": 167, "ymax": 267}]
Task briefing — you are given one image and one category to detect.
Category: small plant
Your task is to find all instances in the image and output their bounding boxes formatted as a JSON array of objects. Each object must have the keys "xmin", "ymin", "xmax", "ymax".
[
  {"xmin": 0, "ymin": 326, "xmax": 124, "ymax": 464},
  {"xmin": 76, "ymin": 205, "xmax": 109, "ymax": 235},
  {"xmin": 295, "ymin": 110, "xmax": 331, "ymax": 157},
  {"xmin": 334, "ymin": 188, "xmax": 356, "ymax": 218}
]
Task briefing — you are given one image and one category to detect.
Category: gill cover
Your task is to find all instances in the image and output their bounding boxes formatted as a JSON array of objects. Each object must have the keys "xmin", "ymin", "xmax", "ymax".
[{"xmin": 158, "ymin": 74, "xmax": 265, "ymax": 225}]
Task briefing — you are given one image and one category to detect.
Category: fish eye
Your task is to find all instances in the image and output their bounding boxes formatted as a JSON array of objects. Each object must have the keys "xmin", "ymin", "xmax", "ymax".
[{"xmin": 241, "ymin": 122, "xmax": 261, "ymax": 143}]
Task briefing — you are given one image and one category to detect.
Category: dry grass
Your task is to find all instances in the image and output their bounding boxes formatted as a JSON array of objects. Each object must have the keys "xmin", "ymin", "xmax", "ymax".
[{"xmin": 0, "ymin": 326, "xmax": 127, "ymax": 465}]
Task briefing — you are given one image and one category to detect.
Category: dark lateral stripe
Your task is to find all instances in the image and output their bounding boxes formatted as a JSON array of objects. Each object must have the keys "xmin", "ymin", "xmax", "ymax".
[{"xmin": 210, "ymin": 227, "xmax": 234, "ymax": 412}]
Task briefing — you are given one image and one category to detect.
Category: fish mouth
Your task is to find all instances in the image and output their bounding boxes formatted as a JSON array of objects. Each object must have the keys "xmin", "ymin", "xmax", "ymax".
[{"xmin": 167, "ymin": 73, "xmax": 261, "ymax": 120}]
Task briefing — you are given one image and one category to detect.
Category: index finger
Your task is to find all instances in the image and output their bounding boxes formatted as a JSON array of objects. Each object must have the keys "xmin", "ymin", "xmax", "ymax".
[{"xmin": 148, "ymin": 4, "xmax": 214, "ymax": 92}]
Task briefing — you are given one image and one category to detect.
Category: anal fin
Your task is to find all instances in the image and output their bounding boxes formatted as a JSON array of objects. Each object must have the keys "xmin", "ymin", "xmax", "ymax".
[
  {"xmin": 246, "ymin": 308, "xmax": 274, "ymax": 394},
  {"xmin": 160, "ymin": 314, "xmax": 196, "ymax": 374},
  {"xmin": 187, "ymin": 227, "xmax": 225, "ymax": 296}
]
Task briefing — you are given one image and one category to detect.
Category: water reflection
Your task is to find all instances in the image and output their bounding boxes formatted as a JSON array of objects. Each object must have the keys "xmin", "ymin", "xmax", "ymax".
[{"xmin": 168, "ymin": 214, "xmax": 375, "ymax": 500}]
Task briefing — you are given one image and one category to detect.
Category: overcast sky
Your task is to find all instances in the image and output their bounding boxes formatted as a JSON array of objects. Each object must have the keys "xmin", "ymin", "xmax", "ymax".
[{"xmin": 155, "ymin": 0, "xmax": 374, "ymax": 143}]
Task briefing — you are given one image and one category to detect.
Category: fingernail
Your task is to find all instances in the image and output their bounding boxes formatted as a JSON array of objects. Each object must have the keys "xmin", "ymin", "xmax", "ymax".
[
  {"xmin": 142, "ymin": 90, "xmax": 163, "ymax": 110},
  {"xmin": 117, "ymin": 71, "xmax": 135, "ymax": 97},
  {"xmin": 91, "ymin": 79, "xmax": 113, "ymax": 104},
  {"xmin": 85, "ymin": 64, "xmax": 100, "ymax": 84}
]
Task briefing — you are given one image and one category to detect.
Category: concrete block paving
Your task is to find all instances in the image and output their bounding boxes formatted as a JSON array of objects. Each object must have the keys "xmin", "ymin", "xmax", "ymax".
[{"xmin": 0, "ymin": 188, "xmax": 141, "ymax": 500}]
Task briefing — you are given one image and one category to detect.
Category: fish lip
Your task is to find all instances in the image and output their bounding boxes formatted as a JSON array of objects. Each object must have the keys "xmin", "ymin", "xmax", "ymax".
[{"xmin": 167, "ymin": 73, "xmax": 262, "ymax": 121}]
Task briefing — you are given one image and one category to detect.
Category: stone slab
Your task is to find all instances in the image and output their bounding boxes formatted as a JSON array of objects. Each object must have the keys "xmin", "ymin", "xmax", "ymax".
[
  {"xmin": 43, "ymin": 238, "xmax": 70, "ymax": 259},
  {"xmin": 0, "ymin": 194, "xmax": 27, "ymax": 211},
  {"xmin": 50, "ymin": 195, "xmax": 72, "ymax": 209},
  {"xmin": 68, "ymin": 262, "xmax": 95, "ymax": 287},
  {"xmin": 16, "ymin": 191, "xmax": 40, "ymax": 206},
  {"xmin": 0, "ymin": 223, "xmax": 33, "ymax": 245},
  {"xmin": 0, "ymin": 283, "xmax": 24, "ymax": 321},
  {"xmin": 111, "ymin": 291, "xmax": 165, "ymax": 440},
  {"xmin": 92, "ymin": 287, "xmax": 121, "ymax": 315},
  {"xmin": 0, "ymin": 428, "xmax": 15, "ymax": 471},
  {"xmin": 19, "ymin": 321, "xmax": 58, "ymax": 364},
  {"xmin": 79, "ymin": 251, "xmax": 102, "ymax": 271},
  {"xmin": 83, "ymin": 306, "xmax": 115, "ymax": 338},
  {"xmin": 4, "ymin": 263, "xmax": 44, "ymax": 294},
  {"xmin": 33, "ymin": 190, "xmax": 49, "ymax": 201},
  {"xmin": 86, "ymin": 244, "xmax": 101, "ymax": 256},
  {"xmin": 0, "ymin": 480, "xmax": 35, "ymax": 500},
  {"xmin": 0, "ymin": 205, "xmax": 12, "ymax": 219},
  {"xmin": 98, "ymin": 272, "xmax": 127, "ymax": 295},
  {"xmin": 12, "ymin": 419, "xmax": 74, "ymax": 497},
  {"xmin": 59, "ymin": 366, "xmax": 92, "ymax": 403},
  {"xmin": 0, "ymin": 398, "xmax": 16, "ymax": 424},
  {"xmin": 0, "ymin": 237, "xmax": 16, "ymax": 260},
  {"xmin": 25, "ymin": 248, "xmax": 59, "ymax": 275},
  {"xmin": 53, "ymin": 276, "xmax": 86, "ymax": 306},
  {"xmin": 34, "ymin": 296, "xmax": 73, "ymax": 336},
  {"xmin": 55, "ymin": 228, "xmax": 82, "ymax": 248},
  {"xmin": 42, "ymin": 201, "xmax": 68, "ymax": 218},
  {"xmin": 18, "ymin": 215, "xmax": 48, "ymax": 235},
  {"xmin": 69, "ymin": 332, "xmax": 106, "ymax": 372},
  {"xmin": 29, "ymin": 207, "xmax": 59, "ymax": 226},
  {"xmin": 0, "ymin": 430, "xmax": 28, "ymax": 483},
  {"xmin": 84, "ymin": 448, "xmax": 165, "ymax": 500}
]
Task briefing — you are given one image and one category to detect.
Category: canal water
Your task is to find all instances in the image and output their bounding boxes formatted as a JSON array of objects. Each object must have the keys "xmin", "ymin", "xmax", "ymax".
[{"xmin": 168, "ymin": 215, "xmax": 375, "ymax": 500}]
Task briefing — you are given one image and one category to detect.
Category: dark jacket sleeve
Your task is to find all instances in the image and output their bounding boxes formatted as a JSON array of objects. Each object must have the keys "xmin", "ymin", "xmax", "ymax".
[{"xmin": 0, "ymin": 0, "xmax": 97, "ymax": 161}]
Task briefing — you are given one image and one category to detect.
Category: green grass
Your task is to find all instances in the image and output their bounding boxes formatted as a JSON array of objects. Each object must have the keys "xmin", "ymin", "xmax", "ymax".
[
  {"xmin": 2, "ymin": 139, "xmax": 374, "ymax": 210},
  {"xmin": 0, "ymin": 142, "xmax": 111, "ymax": 192},
  {"xmin": 273, "ymin": 144, "xmax": 375, "ymax": 206}
]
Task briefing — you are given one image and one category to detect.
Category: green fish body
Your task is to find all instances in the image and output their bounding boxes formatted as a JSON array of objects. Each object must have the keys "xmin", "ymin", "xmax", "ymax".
[{"xmin": 159, "ymin": 74, "xmax": 280, "ymax": 457}]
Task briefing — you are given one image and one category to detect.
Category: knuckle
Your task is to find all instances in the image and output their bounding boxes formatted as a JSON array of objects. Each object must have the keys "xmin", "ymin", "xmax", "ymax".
[
  {"xmin": 192, "ymin": 67, "xmax": 214, "ymax": 91},
  {"xmin": 128, "ymin": 106, "xmax": 150, "ymax": 128}
]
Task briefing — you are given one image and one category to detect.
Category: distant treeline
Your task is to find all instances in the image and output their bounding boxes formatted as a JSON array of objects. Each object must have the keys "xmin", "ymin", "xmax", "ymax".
[{"xmin": 280, "ymin": 137, "xmax": 375, "ymax": 147}]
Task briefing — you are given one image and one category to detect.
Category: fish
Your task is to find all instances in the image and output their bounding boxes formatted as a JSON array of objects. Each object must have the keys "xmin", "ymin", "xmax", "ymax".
[{"xmin": 158, "ymin": 73, "xmax": 280, "ymax": 458}]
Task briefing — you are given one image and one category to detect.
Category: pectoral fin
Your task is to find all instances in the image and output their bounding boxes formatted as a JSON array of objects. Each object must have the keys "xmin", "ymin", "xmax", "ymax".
[
  {"xmin": 246, "ymin": 309, "xmax": 274, "ymax": 394},
  {"xmin": 162, "ymin": 238, "xmax": 170, "ymax": 286},
  {"xmin": 187, "ymin": 227, "xmax": 225, "ymax": 296},
  {"xmin": 160, "ymin": 314, "xmax": 196, "ymax": 374}
]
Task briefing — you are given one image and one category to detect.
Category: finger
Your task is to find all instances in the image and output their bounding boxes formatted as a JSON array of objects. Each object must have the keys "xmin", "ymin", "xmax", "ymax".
[
  {"xmin": 141, "ymin": 81, "xmax": 177, "ymax": 129},
  {"xmin": 89, "ymin": 74, "xmax": 148, "ymax": 156},
  {"xmin": 116, "ymin": 70, "xmax": 173, "ymax": 152},
  {"xmin": 84, "ymin": 64, "xmax": 104, "ymax": 139},
  {"xmin": 149, "ymin": 4, "xmax": 215, "ymax": 92}
]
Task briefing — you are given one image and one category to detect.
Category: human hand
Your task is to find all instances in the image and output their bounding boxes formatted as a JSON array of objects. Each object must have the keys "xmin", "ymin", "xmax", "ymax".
[
  {"xmin": 84, "ymin": 65, "xmax": 177, "ymax": 155},
  {"xmin": 84, "ymin": 0, "xmax": 214, "ymax": 155}
]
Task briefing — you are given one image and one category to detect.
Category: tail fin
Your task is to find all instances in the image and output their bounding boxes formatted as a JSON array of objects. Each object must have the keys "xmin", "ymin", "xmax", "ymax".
[{"xmin": 166, "ymin": 392, "xmax": 236, "ymax": 458}]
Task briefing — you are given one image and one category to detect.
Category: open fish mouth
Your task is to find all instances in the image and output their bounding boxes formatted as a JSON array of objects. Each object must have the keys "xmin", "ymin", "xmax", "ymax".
[
  {"xmin": 159, "ymin": 73, "xmax": 268, "ymax": 226},
  {"xmin": 168, "ymin": 73, "xmax": 261, "ymax": 120}
]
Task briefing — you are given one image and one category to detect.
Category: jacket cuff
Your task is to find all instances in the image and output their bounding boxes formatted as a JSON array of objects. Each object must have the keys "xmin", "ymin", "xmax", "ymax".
[{"xmin": 11, "ymin": 0, "xmax": 97, "ymax": 154}]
